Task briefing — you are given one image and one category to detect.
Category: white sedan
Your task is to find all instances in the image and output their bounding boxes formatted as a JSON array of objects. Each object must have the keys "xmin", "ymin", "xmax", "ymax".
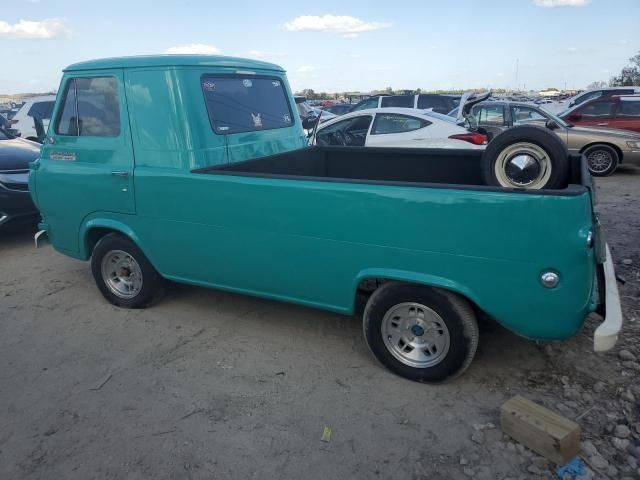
[{"xmin": 313, "ymin": 108, "xmax": 488, "ymax": 149}]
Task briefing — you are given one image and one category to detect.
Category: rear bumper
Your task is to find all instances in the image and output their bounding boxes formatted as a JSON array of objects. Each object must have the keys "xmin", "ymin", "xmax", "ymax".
[
  {"xmin": 0, "ymin": 185, "xmax": 38, "ymax": 228},
  {"xmin": 594, "ymin": 244, "xmax": 623, "ymax": 351}
]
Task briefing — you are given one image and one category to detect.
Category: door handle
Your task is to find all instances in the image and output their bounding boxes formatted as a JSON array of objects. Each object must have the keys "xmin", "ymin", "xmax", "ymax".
[
  {"xmin": 111, "ymin": 171, "xmax": 129, "ymax": 178},
  {"xmin": 596, "ymin": 123, "xmax": 608, "ymax": 126}
]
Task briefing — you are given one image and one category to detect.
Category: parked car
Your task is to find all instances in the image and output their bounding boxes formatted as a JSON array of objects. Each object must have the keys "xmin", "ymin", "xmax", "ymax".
[
  {"xmin": 1, "ymin": 113, "xmax": 21, "ymax": 137},
  {"xmin": 10, "ymin": 95, "xmax": 56, "ymax": 142},
  {"xmin": 321, "ymin": 104, "xmax": 352, "ymax": 116},
  {"xmin": 349, "ymin": 94, "xmax": 460, "ymax": 115},
  {"xmin": 30, "ymin": 55, "xmax": 621, "ymax": 383},
  {"xmin": 294, "ymin": 96, "xmax": 336, "ymax": 127},
  {"xmin": 546, "ymin": 87, "xmax": 640, "ymax": 114},
  {"xmin": 314, "ymin": 108, "xmax": 487, "ymax": 149},
  {"xmin": 454, "ymin": 99, "xmax": 640, "ymax": 176},
  {"xmin": 559, "ymin": 95, "xmax": 640, "ymax": 134},
  {"xmin": 0, "ymin": 127, "xmax": 41, "ymax": 229}
]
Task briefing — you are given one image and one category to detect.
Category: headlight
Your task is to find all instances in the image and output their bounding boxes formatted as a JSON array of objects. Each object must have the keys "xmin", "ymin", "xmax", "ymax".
[{"xmin": 627, "ymin": 141, "xmax": 640, "ymax": 149}]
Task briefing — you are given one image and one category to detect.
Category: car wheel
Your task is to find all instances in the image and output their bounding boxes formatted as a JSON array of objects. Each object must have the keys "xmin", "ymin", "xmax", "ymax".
[
  {"xmin": 363, "ymin": 282, "xmax": 479, "ymax": 383},
  {"xmin": 584, "ymin": 144, "xmax": 619, "ymax": 177},
  {"xmin": 482, "ymin": 125, "xmax": 569, "ymax": 189},
  {"xmin": 91, "ymin": 233, "xmax": 164, "ymax": 308}
]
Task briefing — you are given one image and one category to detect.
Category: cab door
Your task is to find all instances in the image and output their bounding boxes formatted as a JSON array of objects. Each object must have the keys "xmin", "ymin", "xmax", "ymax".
[{"xmin": 36, "ymin": 71, "xmax": 135, "ymax": 254}]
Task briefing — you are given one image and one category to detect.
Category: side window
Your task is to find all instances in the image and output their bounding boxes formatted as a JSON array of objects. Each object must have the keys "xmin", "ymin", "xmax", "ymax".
[
  {"xmin": 316, "ymin": 115, "xmax": 372, "ymax": 146},
  {"xmin": 380, "ymin": 95, "xmax": 414, "ymax": 108},
  {"xmin": 351, "ymin": 97, "xmax": 379, "ymax": 112},
  {"xmin": 417, "ymin": 96, "xmax": 450, "ymax": 114},
  {"xmin": 471, "ymin": 104, "xmax": 505, "ymax": 126},
  {"xmin": 372, "ymin": 114, "xmax": 430, "ymax": 134},
  {"xmin": 54, "ymin": 76, "xmax": 120, "ymax": 137},
  {"xmin": 27, "ymin": 101, "xmax": 54, "ymax": 120},
  {"xmin": 618, "ymin": 100, "xmax": 640, "ymax": 117},
  {"xmin": 511, "ymin": 106, "xmax": 546, "ymax": 124},
  {"xmin": 573, "ymin": 91, "xmax": 602, "ymax": 106},
  {"xmin": 580, "ymin": 100, "xmax": 616, "ymax": 117}
]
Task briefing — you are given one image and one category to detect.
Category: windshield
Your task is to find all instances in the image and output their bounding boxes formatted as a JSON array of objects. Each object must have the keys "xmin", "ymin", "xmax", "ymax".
[
  {"xmin": 535, "ymin": 107, "xmax": 571, "ymax": 128},
  {"xmin": 0, "ymin": 127, "xmax": 11, "ymax": 140}
]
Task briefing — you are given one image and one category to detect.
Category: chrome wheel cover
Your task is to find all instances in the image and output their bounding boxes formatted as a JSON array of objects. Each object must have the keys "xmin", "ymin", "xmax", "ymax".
[
  {"xmin": 494, "ymin": 142, "xmax": 551, "ymax": 189},
  {"xmin": 101, "ymin": 249, "xmax": 143, "ymax": 299},
  {"xmin": 587, "ymin": 149, "xmax": 613, "ymax": 173},
  {"xmin": 381, "ymin": 302, "xmax": 451, "ymax": 368}
]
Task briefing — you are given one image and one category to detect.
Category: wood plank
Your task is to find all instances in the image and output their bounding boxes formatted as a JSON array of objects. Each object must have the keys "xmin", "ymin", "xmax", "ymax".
[{"xmin": 500, "ymin": 395, "xmax": 580, "ymax": 464}]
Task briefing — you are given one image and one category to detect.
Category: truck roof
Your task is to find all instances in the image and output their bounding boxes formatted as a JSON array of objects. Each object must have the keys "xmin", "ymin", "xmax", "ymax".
[{"xmin": 64, "ymin": 55, "xmax": 284, "ymax": 72}]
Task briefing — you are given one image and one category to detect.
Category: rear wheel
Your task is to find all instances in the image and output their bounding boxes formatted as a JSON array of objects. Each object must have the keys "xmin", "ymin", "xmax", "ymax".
[
  {"xmin": 584, "ymin": 144, "xmax": 619, "ymax": 177},
  {"xmin": 363, "ymin": 282, "xmax": 479, "ymax": 383},
  {"xmin": 91, "ymin": 233, "xmax": 164, "ymax": 308}
]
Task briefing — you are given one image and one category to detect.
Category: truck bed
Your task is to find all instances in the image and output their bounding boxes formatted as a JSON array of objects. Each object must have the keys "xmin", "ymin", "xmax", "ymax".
[{"xmin": 193, "ymin": 146, "xmax": 586, "ymax": 193}]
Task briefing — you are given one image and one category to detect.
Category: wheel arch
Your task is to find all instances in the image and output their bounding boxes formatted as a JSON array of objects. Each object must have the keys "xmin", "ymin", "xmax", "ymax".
[
  {"xmin": 580, "ymin": 142, "xmax": 623, "ymax": 163},
  {"xmin": 353, "ymin": 268, "xmax": 485, "ymax": 316},
  {"xmin": 80, "ymin": 218, "xmax": 143, "ymax": 260}
]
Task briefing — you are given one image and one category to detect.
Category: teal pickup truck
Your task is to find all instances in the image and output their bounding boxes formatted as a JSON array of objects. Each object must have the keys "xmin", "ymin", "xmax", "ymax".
[{"xmin": 29, "ymin": 55, "xmax": 622, "ymax": 383}]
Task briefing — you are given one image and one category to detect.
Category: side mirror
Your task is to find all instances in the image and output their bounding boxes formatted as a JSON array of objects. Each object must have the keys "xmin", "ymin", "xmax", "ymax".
[
  {"xmin": 545, "ymin": 119, "xmax": 560, "ymax": 130},
  {"xmin": 568, "ymin": 101, "xmax": 575, "ymax": 107},
  {"xmin": 302, "ymin": 116, "xmax": 317, "ymax": 129}
]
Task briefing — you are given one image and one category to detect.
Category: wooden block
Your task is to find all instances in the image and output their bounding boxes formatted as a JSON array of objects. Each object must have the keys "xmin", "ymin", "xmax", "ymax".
[{"xmin": 500, "ymin": 395, "xmax": 580, "ymax": 464}]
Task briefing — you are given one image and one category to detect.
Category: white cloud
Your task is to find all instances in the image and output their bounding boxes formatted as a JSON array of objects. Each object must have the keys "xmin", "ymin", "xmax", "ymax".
[
  {"xmin": 165, "ymin": 43, "xmax": 221, "ymax": 54},
  {"xmin": 0, "ymin": 18, "xmax": 68, "ymax": 39},
  {"xmin": 533, "ymin": 0, "xmax": 590, "ymax": 7},
  {"xmin": 284, "ymin": 14, "xmax": 390, "ymax": 37},
  {"xmin": 297, "ymin": 65, "xmax": 315, "ymax": 73}
]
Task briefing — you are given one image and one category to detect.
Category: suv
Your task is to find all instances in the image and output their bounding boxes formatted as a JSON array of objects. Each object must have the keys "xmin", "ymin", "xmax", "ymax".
[
  {"xmin": 560, "ymin": 95, "xmax": 640, "ymax": 134},
  {"xmin": 10, "ymin": 95, "xmax": 56, "ymax": 142},
  {"xmin": 552, "ymin": 87, "xmax": 640, "ymax": 115},
  {"xmin": 350, "ymin": 94, "xmax": 460, "ymax": 115}
]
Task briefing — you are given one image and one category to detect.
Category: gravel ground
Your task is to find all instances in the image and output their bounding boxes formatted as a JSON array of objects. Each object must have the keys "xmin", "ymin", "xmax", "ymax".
[{"xmin": 1, "ymin": 166, "xmax": 639, "ymax": 480}]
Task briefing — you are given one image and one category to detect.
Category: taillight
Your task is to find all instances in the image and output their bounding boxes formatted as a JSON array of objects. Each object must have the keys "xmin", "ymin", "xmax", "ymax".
[{"xmin": 449, "ymin": 133, "xmax": 488, "ymax": 145}]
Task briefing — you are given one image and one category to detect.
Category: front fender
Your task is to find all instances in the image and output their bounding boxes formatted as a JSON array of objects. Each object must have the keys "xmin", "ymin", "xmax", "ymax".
[{"xmin": 79, "ymin": 215, "xmax": 142, "ymax": 260}]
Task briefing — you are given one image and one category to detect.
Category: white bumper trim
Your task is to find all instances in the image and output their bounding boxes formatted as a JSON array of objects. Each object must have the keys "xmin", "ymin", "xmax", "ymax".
[{"xmin": 594, "ymin": 244, "xmax": 623, "ymax": 352}]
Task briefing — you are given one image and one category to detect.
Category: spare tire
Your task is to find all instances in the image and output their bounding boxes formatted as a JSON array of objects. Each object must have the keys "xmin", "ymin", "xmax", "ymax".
[{"xmin": 482, "ymin": 125, "xmax": 569, "ymax": 190}]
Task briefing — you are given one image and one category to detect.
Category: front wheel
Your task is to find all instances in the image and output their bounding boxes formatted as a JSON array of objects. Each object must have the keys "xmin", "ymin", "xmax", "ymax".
[
  {"xmin": 363, "ymin": 282, "xmax": 479, "ymax": 383},
  {"xmin": 584, "ymin": 144, "xmax": 619, "ymax": 177},
  {"xmin": 91, "ymin": 233, "xmax": 164, "ymax": 308}
]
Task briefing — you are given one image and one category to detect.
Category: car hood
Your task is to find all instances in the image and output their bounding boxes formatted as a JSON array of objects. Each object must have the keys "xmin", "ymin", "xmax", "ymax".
[
  {"xmin": 569, "ymin": 126, "xmax": 640, "ymax": 141},
  {"xmin": 0, "ymin": 137, "xmax": 41, "ymax": 171}
]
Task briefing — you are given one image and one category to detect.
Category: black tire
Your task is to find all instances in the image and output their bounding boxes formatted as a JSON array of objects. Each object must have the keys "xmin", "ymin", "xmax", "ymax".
[
  {"xmin": 91, "ymin": 233, "xmax": 164, "ymax": 308},
  {"xmin": 363, "ymin": 282, "xmax": 479, "ymax": 383},
  {"xmin": 482, "ymin": 125, "xmax": 569, "ymax": 190},
  {"xmin": 583, "ymin": 144, "xmax": 619, "ymax": 177}
]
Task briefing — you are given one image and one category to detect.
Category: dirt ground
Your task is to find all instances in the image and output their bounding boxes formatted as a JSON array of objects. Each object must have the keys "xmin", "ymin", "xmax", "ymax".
[{"xmin": 1, "ymin": 166, "xmax": 639, "ymax": 480}]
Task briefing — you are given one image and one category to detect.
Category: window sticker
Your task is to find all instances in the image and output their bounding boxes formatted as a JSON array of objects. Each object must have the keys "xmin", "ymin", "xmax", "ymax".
[
  {"xmin": 272, "ymin": 81, "xmax": 281, "ymax": 87},
  {"xmin": 203, "ymin": 81, "xmax": 216, "ymax": 91},
  {"xmin": 251, "ymin": 113, "xmax": 262, "ymax": 128},
  {"xmin": 283, "ymin": 114, "xmax": 291, "ymax": 123},
  {"xmin": 243, "ymin": 79, "xmax": 253, "ymax": 88},
  {"xmin": 217, "ymin": 126, "xmax": 230, "ymax": 131}
]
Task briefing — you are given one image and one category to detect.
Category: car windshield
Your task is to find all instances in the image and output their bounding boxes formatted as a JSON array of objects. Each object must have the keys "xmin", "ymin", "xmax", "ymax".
[{"xmin": 0, "ymin": 127, "xmax": 11, "ymax": 140}]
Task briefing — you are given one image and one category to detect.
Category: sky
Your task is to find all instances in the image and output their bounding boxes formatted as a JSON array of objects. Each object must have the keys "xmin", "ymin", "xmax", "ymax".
[{"xmin": 1, "ymin": 0, "xmax": 639, "ymax": 95}]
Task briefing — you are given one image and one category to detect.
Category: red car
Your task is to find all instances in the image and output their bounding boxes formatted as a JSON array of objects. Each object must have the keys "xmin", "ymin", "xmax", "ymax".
[{"xmin": 560, "ymin": 95, "xmax": 640, "ymax": 133}]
